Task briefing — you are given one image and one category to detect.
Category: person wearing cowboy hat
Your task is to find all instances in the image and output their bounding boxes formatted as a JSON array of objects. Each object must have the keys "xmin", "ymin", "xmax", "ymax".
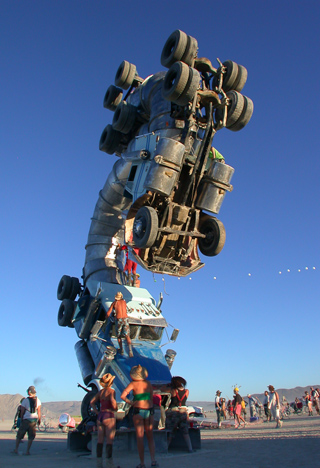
[
  {"xmin": 215, "ymin": 390, "xmax": 222, "ymax": 428},
  {"xmin": 133, "ymin": 273, "xmax": 140, "ymax": 288},
  {"xmin": 13, "ymin": 386, "xmax": 41, "ymax": 455},
  {"xmin": 106, "ymin": 292, "xmax": 133, "ymax": 357},
  {"xmin": 91, "ymin": 373, "xmax": 120, "ymax": 468},
  {"xmin": 121, "ymin": 365, "xmax": 159, "ymax": 468}
]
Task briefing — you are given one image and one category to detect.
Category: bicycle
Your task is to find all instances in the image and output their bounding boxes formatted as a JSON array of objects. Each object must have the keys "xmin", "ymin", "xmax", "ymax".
[{"xmin": 37, "ymin": 416, "xmax": 53, "ymax": 432}]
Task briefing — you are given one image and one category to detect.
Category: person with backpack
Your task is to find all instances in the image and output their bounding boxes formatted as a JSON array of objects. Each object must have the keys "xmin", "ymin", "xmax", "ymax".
[{"xmin": 13, "ymin": 386, "xmax": 41, "ymax": 455}]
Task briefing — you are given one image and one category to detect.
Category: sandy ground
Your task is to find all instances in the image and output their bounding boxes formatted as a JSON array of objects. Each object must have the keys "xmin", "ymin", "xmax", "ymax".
[{"xmin": 1, "ymin": 415, "xmax": 320, "ymax": 468}]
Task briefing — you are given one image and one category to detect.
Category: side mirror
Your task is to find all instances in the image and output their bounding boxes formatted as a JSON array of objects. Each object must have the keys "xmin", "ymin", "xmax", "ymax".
[{"xmin": 170, "ymin": 329, "xmax": 179, "ymax": 342}]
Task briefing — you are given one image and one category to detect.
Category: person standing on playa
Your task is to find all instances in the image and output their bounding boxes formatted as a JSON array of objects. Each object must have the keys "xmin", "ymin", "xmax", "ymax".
[
  {"xmin": 164, "ymin": 376, "xmax": 195, "ymax": 452},
  {"xmin": 247, "ymin": 394, "xmax": 258, "ymax": 418},
  {"xmin": 106, "ymin": 292, "xmax": 133, "ymax": 357},
  {"xmin": 90, "ymin": 373, "xmax": 120, "ymax": 468},
  {"xmin": 215, "ymin": 390, "xmax": 222, "ymax": 428},
  {"xmin": 263, "ymin": 391, "xmax": 271, "ymax": 422},
  {"xmin": 310, "ymin": 387, "xmax": 320, "ymax": 415},
  {"xmin": 304, "ymin": 391, "xmax": 313, "ymax": 416},
  {"xmin": 233, "ymin": 388, "xmax": 246, "ymax": 429},
  {"xmin": 121, "ymin": 365, "xmax": 159, "ymax": 468},
  {"xmin": 13, "ymin": 386, "xmax": 41, "ymax": 455},
  {"xmin": 268, "ymin": 385, "xmax": 282, "ymax": 428}
]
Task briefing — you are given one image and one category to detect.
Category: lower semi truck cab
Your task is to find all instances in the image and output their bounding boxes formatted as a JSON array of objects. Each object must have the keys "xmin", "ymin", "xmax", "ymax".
[{"xmin": 58, "ymin": 277, "xmax": 178, "ymax": 420}]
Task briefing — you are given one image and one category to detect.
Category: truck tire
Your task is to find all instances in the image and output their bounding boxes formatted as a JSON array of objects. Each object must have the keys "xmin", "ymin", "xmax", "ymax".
[
  {"xmin": 221, "ymin": 60, "xmax": 239, "ymax": 92},
  {"xmin": 81, "ymin": 389, "xmax": 98, "ymax": 420},
  {"xmin": 162, "ymin": 61, "xmax": 190, "ymax": 102},
  {"xmin": 99, "ymin": 124, "xmax": 122, "ymax": 154},
  {"xmin": 232, "ymin": 64, "xmax": 248, "ymax": 92},
  {"xmin": 58, "ymin": 299, "xmax": 75, "ymax": 327},
  {"xmin": 180, "ymin": 35, "xmax": 198, "ymax": 67},
  {"xmin": 161, "ymin": 29, "xmax": 188, "ymax": 68},
  {"xmin": 69, "ymin": 277, "xmax": 81, "ymax": 301},
  {"xmin": 115, "ymin": 60, "xmax": 136, "ymax": 90},
  {"xmin": 57, "ymin": 275, "xmax": 73, "ymax": 300},
  {"xmin": 228, "ymin": 95, "xmax": 254, "ymax": 132},
  {"xmin": 133, "ymin": 206, "xmax": 159, "ymax": 248},
  {"xmin": 198, "ymin": 216, "xmax": 226, "ymax": 257},
  {"xmin": 215, "ymin": 90, "xmax": 244, "ymax": 127},
  {"xmin": 103, "ymin": 85, "xmax": 123, "ymax": 111},
  {"xmin": 174, "ymin": 67, "xmax": 200, "ymax": 106},
  {"xmin": 112, "ymin": 101, "xmax": 137, "ymax": 134}
]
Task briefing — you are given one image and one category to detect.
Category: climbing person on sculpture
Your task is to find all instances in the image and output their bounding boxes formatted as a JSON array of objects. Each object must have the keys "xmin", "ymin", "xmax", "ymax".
[
  {"xmin": 121, "ymin": 365, "xmax": 159, "ymax": 468},
  {"xmin": 106, "ymin": 292, "xmax": 133, "ymax": 357},
  {"xmin": 91, "ymin": 373, "xmax": 120, "ymax": 468}
]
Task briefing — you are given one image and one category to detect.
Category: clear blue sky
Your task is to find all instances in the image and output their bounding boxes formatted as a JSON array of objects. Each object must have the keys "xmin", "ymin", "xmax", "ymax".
[{"xmin": 1, "ymin": 0, "xmax": 319, "ymax": 403}]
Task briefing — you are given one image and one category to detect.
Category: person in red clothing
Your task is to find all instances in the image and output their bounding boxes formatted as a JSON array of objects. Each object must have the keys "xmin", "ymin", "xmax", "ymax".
[
  {"xmin": 106, "ymin": 292, "xmax": 133, "ymax": 357},
  {"xmin": 120, "ymin": 245, "xmax": 140, "ymax": 286},
  {"xmin": 91, "ymin": 373, "xmax": 120, "ymax": 468}
]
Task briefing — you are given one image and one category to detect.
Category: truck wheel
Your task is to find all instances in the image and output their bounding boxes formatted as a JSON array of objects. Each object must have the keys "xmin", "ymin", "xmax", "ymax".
[
  {"xmin": 58, "ymin": 299, "xmax": 75, "ymax": 327},
  {"xmin": 228, "ymin": 95, "xmax": 254, "ymax": 132},
  {"xmin": 175, "ymin": 67, "xmax": 200, "ymax": 106},
  {"xmin": 115, "ymin": 60, "xmax": 137, "ymax": 90},
  {"xmin": 112, "ymin": 101, "xmax": 137, "ymax": 134},
  {"xmin": 162, "ymin": 61, "xmax": 190, "ymax": 102},
  {"xmin": 99, "ymin": 124, "xmax": 122, "ymax": 154},
  {"xmin": 225, "ymin": 91, "xmax": 245, "ymax": 127},
  {"xmin": 161, "ymin": 29, "xmax": 188, "ymax": 68},
  {"xmin": 103, "ymin": 85, "xmax": 123, "ymax": 111},
  {"xmin": 81, "ymin": 389, "xmax": 98, "ymax": 420},
  {"xmin": 57, "ymin": 275, "xmax": 73, "ymax": 300},
  {"xmin": 198, "ymin": 216, "xmax": 226, "ymax": 257},
  {"xmin": 221, "ymin": 60, "xmax": 239, "ymax": 92},
  {"xmin": 133, "ymin": 206, "xmax": 159, "ymax": 248},
  {"xmin": 232, "ymin": 64, "xmax": 248, "ymax": 92},
  {"xmin": 180, "ymin": 35, "xmax": 198, "ymax": 67},
  {"xmin": 69, "ymin": 277, "xmax": 81, "ymax": 301}
]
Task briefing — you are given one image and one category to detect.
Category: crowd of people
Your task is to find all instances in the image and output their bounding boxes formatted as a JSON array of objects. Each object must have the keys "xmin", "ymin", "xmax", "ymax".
[
  {"xmin": 216, "ymin": 385, "xmax": 283, "ymax": 429},
  {"xmin": 215, "ymin": 385, "xmax": 320, "ymax": 430}
]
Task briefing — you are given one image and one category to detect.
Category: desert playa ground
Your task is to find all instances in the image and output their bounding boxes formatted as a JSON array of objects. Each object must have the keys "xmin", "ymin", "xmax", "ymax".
[{"xmin": 1, "ymin": 416, "xmax": 320, "ymax": 468}]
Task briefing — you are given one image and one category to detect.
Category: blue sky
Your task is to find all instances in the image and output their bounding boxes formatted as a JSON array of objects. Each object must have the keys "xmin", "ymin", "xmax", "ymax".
[{"xmin": 1, "ymin": 0, "xmax": 319, "ymax": 404}]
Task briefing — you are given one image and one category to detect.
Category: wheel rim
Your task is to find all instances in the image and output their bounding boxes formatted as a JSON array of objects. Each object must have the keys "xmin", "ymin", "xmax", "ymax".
[{"xmin": 133, "ymin": 217, "xmax": 146, "ymax": 241}]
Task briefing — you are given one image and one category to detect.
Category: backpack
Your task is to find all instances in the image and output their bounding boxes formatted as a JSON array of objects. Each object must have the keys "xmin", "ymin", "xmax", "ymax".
[{"xmin": 28, "ymin": 397, "xmax": 37, "ymax": 413}]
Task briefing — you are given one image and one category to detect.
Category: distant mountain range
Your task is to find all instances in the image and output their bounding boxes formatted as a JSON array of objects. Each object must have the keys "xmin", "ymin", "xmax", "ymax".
[
  {"xmin": 1, "ymin": 385, "xmax": 319, "ymax": 420},
  {"xmin": 0, "ymin": 394, "xmax": 81, "ymax": 420}
]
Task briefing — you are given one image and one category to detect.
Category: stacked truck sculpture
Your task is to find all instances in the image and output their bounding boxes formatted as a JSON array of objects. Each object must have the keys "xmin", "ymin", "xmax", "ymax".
[{"xmin": 57, "ymin": 30, "xmax": 253, "ymax": 420}]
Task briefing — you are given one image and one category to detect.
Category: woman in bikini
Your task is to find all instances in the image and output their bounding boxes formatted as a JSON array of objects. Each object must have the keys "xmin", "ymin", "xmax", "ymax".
[
  {"xmin": 91, "ymin": 373, "xmax": 120, "ymax": 468},
  {"xmin": 121, "ymin": 365, "xmax": 158, "ymax": 468}
]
